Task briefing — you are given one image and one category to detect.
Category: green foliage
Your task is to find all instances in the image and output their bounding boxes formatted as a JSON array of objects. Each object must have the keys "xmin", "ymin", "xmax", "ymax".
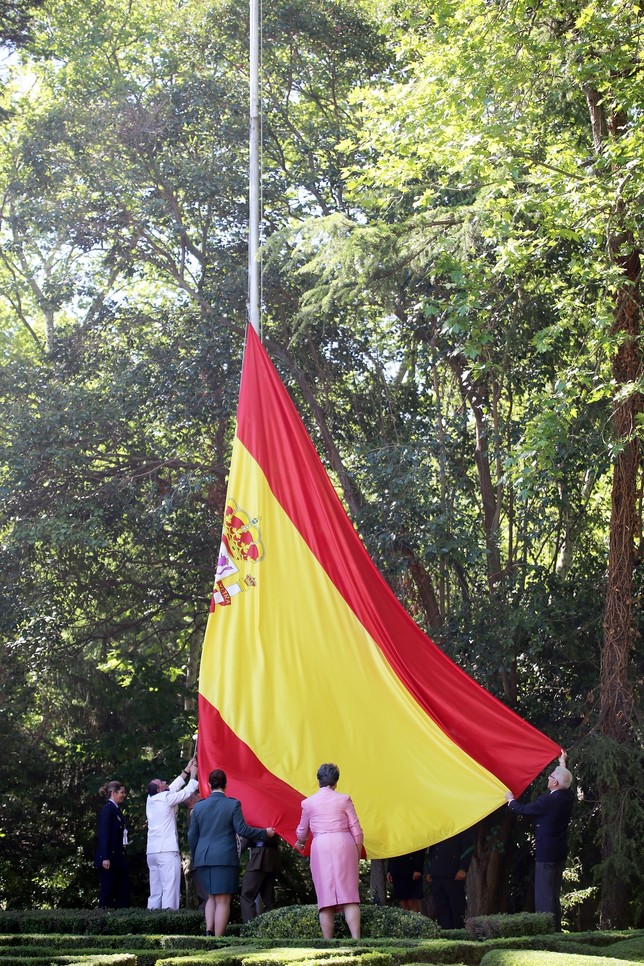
[
  {"xmin": 0, "ymin": 0, "xmax": 45, "ymax": 48},
  {"xmin": 241, "ymin": 907, "xmax": 439, "ymax": 941},
  {"xmin": 465, "ymin": 916, "xmax": 554, "ymax": 941},
  {"xmin": 276, "ymin": 0, "xmax": 644, "ymax": 926},
  {"xmin": 571, "ymin": 734, "xmax": 644, "ymax": 927},
  {"xmin": 0, "ymin": 307, "xmax": 238, "ymax": 906},
  {"xmin": 600, "ymin": 935, "xmax": 644, "ymax": 961}
]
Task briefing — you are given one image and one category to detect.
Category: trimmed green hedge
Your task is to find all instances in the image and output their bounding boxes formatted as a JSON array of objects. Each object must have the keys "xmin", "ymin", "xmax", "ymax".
[
  {"xmin": 0, "ymin": 936, "xmax": 159, "ymax": 950},
  {"xmin": 481, "ymin": 931, "xmax": 644, "ymax": 960},
  {"xmin": 602, "ymin": 935, "xmax": 644, "ymax": 960},
  {"xmin": 465, "ymin": 916, "xmax": 554, "ymax": 941},
  {"xmin": 0, "ymin": 957, "xmax": 136, "ymax": 966},
  {"xmin": 242, "ymin": 951, "xmax": 370, "ymax": 964},
  {"xmin": 241, "ymin": 907, "xmax": 439, "ymax": 941},
  {"xmin": 0, "ymin": 915, "xmax": 642, "ymax": 966},
  {"xmin": 0, "ymin": 911, "xmax": 207, "ymax": 937},
  {"xmin": 480, "ymin": 951, "xmax": 635, "ymax": 966},
  {"xmin": 158, "ymin": 952, "xmax": 398, "ymax": 966},
  {"xmin": 62, "ymin": 959, "xmax": 136, "ymax": 965},
  {"xmin": 0, "ymin": 946, "xmax": 198, "ymax": 966}
]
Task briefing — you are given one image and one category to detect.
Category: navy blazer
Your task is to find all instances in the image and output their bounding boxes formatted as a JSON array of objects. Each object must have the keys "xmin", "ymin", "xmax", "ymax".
[
  {"xmin": 188, "ymin": 792, "xmax": 267, "ymax": 868},
  {"xmin": 508, "ymin": 787, "xmax": 574, "ymax": 862},
  {"xmin": 94, "ymin": 801, "xmax": 128, "ymax": 870}
]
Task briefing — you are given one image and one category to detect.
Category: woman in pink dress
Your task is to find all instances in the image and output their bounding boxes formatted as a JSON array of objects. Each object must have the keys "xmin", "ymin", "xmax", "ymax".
[{"xmin": 295, "ymin": 763, "xmax": 363, "ymax": 938}]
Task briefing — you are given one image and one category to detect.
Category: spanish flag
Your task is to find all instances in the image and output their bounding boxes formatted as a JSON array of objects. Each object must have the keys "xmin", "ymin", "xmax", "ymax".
[{"xmin": 197, "ymin": 325, "xmax": 559, "ymax": 858}]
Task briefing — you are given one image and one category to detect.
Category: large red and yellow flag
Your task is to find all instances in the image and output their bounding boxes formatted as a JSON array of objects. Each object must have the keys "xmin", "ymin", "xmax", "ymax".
[{"xmin": 198, "ymin": 325, "xmax": 559, "ymax": 858}]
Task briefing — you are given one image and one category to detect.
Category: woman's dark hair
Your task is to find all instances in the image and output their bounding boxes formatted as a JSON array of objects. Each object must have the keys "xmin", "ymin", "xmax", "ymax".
[
  {"xmin": 317, "ymin": 763, "xmax": 340, "ymax": 787},
  {"xmin": 208, "ymin": 768, "xmax": 227, "ymax": 790},
  {"xmin": 99, "ymin": 780, "xmax": 124, "ymax": 798}
]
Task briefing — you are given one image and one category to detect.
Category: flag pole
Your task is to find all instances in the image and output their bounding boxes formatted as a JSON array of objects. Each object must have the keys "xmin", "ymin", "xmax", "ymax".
[{"xmin": 248, "ymin": 0, "xmax": 261, "ymax": 335}]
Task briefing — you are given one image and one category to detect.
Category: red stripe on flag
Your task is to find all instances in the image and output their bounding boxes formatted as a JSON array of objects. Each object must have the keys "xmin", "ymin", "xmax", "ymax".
[
  {"xmin": 198, "ymin": 692, "xmax": 303, "ymax": 843},
  {"xmin": 236, "ymin": 326, "xmax": 559, "ymax": 795}
]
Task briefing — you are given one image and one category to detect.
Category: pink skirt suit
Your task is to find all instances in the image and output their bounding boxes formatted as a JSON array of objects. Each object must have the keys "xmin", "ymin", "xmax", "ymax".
[{"xmin": 296, "ymin": 786, "xmax": 363, "ymax": 908}]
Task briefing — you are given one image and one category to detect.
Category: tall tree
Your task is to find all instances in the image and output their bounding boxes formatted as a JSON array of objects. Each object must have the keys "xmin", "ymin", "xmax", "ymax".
[
  {"xmin": 282, "ymin": 0, "xmax": 643, "ymax": 922},
  {"xmin": 579, "ymin": 1, "xmax": 643, "ymax": 926},
  {"xmin": 0, "ymin": 0, "xmax": 389, "ymax": 906}
]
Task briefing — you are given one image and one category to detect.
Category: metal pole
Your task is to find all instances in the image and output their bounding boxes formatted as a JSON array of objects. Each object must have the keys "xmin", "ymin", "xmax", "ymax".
[{"xmin": 248, "ymin": 0, "xmax": 260, "ymax": 334}]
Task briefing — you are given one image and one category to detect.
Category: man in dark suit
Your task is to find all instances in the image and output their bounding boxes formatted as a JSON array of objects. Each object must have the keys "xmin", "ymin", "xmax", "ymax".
[
  {"xmin": 427, "ymin": 828, "xmax": 474, "ymax": 929},
  {"xmin": 240, "ymin": 836, "xmax": 281, "ymax": 921},
  {"xmin": 506, "ymin": 754, "xmax": 574, "ymax": 931},
  {"xmin": 94, "ymin": 780, "xmax": 130, "ymax": 908}
]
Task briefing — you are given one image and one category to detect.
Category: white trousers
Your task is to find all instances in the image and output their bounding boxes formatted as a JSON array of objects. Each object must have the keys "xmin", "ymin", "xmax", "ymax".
[{"xmin": 147, "ymin": 851, "xmax": 182, "ymax": 910}]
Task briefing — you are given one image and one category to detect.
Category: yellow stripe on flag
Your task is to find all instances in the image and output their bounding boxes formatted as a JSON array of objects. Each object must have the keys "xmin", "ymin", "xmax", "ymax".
[{"xmin": 200, "ymin": 439, "xmax": 507, "ymax": 857}]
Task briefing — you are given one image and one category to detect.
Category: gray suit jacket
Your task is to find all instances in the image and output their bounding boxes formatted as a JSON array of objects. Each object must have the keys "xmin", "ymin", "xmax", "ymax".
[{"xmin": 188, "ymin": 792, "xmax": 267, "ymax": 868}]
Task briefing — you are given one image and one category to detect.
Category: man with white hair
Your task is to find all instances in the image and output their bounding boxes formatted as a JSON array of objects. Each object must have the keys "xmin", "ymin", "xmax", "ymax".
[
  {"xmin": 146, "ymin": 756, "xmax": 198, "ymax": 910},
  {"xmin": 505, "ymin": 751, "xmax": 574, "ymax": 931}
]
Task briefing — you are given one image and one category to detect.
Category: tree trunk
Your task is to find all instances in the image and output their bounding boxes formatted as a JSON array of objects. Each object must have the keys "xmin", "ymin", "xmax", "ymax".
[
  {"xmin": 555, "ymin": 470, "xmax": 595, "ymax": 577},
  {"xmin": 456, "ymin": 369, "xmax": 503, "ymax": 592},
  {"xmin": 466, "ymin": 812, "xmax": 514, "ymax": 916},
  {"xmin": 602, "ymin": 247, "xmax": 641, "ymax": 741},
  {"xmin": 586, "ymin": 79, "xmax": 642, "ymax": 925},
  {"xmin": 369, "ymin": 858, "xmax": 387, "ymax": 905},
  {"xmin": 599, "ymin": 247, "xmax": 641, "ymax": 928},
  {"xmin": 456, "ymin": 366, "xmax": 516, "ymax": 703},
  {"xmin": 395, "ymin": 542, "xmax": 443, "ymax": 631}
]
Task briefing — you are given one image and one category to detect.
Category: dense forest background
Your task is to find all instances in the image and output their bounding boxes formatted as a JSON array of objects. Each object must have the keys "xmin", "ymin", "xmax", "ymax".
[{"xmin": 0, "ymin": 0, "xmax": 642, "ymax": 930}]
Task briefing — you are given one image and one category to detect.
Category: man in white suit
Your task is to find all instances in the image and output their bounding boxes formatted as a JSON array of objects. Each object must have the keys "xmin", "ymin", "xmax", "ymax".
[{"xmin": 146, "ymin": 756, "xmax": 198, "ymax": 910}]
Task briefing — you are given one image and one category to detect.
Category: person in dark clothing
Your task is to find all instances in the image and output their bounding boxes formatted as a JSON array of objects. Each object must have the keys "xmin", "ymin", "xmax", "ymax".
[
  {"xmin": 426, "ymin": 829, "xmax": 474, "ymax": 929},
  {"xmin": 387, "ymin": 849, "xmax": 426, "ymax": 912},
  {"xmin": 240, "ymin": 836, "xmax": 281, "ymax": 921},
  {"xmin": 506, "ymin": 754, "xmax": 574, "ymax": 932},
  {"xmin": 94, "ymin": 780, "xmax": 130, "ymax": 908}
]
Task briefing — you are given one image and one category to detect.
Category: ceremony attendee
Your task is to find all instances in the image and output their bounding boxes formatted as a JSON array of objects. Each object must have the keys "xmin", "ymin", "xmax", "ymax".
[
  {"xmin": 146, "ymin": 755, "xmax": 198, "ymax": 910},
  {"xmin": 240, "ymin": 835, "xmax": 281, "ymax": 922},
  {"xmin": 505, "ymin": 752, "xmax": 574, "ymax": 931},
  {"xmin": 94, "ymin": 780, "xmax": 130, "ymax": 908},
  {"xmin": 295, "ymin": 762, "xmax": 363, "ymax": 939},
  {"xmin": 426, "ymin": 828, "xmax": 474, "ymax": 929},
  {"xmin": 188, "ymin": 768, "xmax": 275, "ymax": 936},
  {"xmin": 387, "ymin": 848, "xmax": 426, "ymax": 912}
]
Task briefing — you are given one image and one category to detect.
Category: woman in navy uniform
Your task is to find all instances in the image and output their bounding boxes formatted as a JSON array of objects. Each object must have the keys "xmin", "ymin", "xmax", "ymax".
[{"xmin": 94, "ymin": 780, "xmax": 130, "ymax": 908}]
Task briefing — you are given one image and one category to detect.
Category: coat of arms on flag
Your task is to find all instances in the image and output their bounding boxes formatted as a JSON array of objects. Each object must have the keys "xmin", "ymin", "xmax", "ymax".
[{"xmin": 212, "ymin": 500, "xmax": 264, "ymax": 607}]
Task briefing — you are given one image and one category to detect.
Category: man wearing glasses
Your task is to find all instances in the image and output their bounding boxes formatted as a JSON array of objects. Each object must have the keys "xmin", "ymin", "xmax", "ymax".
[
  {"xmin": 505, "ymin": 752, "xmax": 574, "ymax": 931},
  {"xmin": 146, "ymin": 756, "xmax": 199, "ymax": 910}
]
